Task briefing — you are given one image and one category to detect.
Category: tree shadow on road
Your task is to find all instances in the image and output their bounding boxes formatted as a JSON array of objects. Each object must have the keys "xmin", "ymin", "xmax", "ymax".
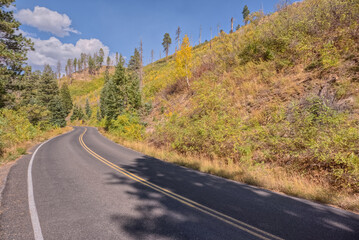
[{"xmin": 105, "ymin": 155, "xmax": 359, "ymax": 240}]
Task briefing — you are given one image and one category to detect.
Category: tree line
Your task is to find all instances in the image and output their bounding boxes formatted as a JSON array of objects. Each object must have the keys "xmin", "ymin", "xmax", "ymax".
[{"xmin": 59, "ymin": 49, "xmax": 123, "ymax": 79}]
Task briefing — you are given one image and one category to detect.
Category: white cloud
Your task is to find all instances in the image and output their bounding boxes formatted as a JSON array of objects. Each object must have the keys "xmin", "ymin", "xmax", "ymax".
[
  {"xmin": 15, "ymin": 29, "xmax": 36, "ymax": 37},
  {"xmin": 15, "ymin": 6, "xmax": 79, "ymax": 37},
  {"xmin": 27, "ymin": 37, "xmax": 110, "ymax": 71}
]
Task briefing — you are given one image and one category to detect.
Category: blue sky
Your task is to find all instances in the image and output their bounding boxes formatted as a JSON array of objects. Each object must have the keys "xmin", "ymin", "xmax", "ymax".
[{"xmin": 13, "ymin": 0, "xmax": 284, "ymax": 71}]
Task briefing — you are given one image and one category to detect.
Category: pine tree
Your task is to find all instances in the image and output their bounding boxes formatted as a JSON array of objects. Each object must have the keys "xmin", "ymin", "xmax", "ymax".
[
  {"xmin": 104, "ymin": 67, "xmax": 110, "ymax": 83},
  {"xmin": 60, "ymin": 83, "xmax": 73, "ymax": 115},
  {"xmin": 67, "ymin": 59, "xmax": 73, "ymax": 77},
  {"xmin": 100, "ymin": 57, "xmax": 142, "ymax": 120},
  {"xmin": 70, "ymin": 105, "xmax": 85, "ymax": 121},
  {"xmin": 48, "ymin": 95, "xmax": 67, "ymax": 127},
  {"xmin": 127, "ymin": 74, "xmax": 141, "ymax": 109},
  {"xmin": 20, "ymin": 69, "xmax": 41, "ymax": 106},
  {"xmin": 96, "ymin": 108, "xmax": 101, "ymax": 121},
  {"xmin": 115, "ymin": 52, "xmax": 119, "ymax": 65},
  {"xmin": 106, "ymin": 56, "xmax": 111, "ymax": 68},
  {"xmin": 242, "ymin": 5, "xmax": 250, "ymax": 25},
  {"xmin": 73, "ymin": 58, "xmax": 77, "ymax": 72},
  {"xmin": 85, "ymin": 98, "xmax": 92, "ymax": 118},
  {"xmin": 112, "ymin": 60, "xmax": 127, "ymax": 106},
  {"xmin": 100, "ymin": 79, "xmax": 121, "ymax": 119},
  {"xmin": 0, "ymin": 0, "xmax": 33, "ymax": 108},
  {"xmin": 128, "ymin": 48, "xmax": 141, "ymax": 73},
  {"xmin": 57, "ymin": 61, "xmax": 61, "ymax": 78},
  {"xmin": 38, "ymin": 65, "xmax": 59, "ymax": 106},
  {"xmin": 88, "ymin": 55, "xmax": 95, "ymax": 75},
  {"xmin": 162, "ymin": 33, "xmax": 172, "ymax": 58},
  {"xmin": 98, "ymin": 48, "xmax": 104, "ymax": 68}
]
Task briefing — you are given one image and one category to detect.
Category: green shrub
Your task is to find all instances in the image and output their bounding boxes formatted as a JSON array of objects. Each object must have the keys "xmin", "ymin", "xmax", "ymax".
[{"xmin": 106, "ymin": 113, "xmax": 145, "ymax": 141}]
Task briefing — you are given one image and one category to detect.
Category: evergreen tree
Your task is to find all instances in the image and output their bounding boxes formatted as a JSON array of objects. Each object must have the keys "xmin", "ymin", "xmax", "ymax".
[
  {"xmin": 100, "ymin": 58, "xmax": 141, "ymax": 120},
  {"xmin": 128, "ymin": 48, "xmax": 141, "ymax": 73},
  {"xmin": 70, "ymin": 105, "xmax": 85, "ymax": 121},
  {"xmin": 112, "ymin": 60, "xmax": 127, "ymax": 106},
  {"xmin": 73, "ymin": 58, "xmax": 77, "ymax": 72},
  {"xmin": 85, "ymin": 98, "xmax": 92, "ymax": 118},
  {"xmin": 242, "ymin": 5, "xmax": 250, "ymax": 25},
  {"xmin": 38, "ymin": 65, "xmax": 59, "ymax": 106},
  {"xmin": 106, "ymin": 56, "xmax": 111, "ymax": 68},
  {"xmin": 98, "ymin": 48, "xmax": 104, "ymax": 68},
  {"xmin": 67, "ymin": 59, "xmax": 73, "ymax": 77},
  {"xmin": 60, "ymin": 83, "xmax": 73, "ymax": 115},
  {"xmin": 48, "ymin": 95, "xmax": 67, "ymax": 127},
  {"xmin": 104, "ymin": 68, "xmax": 110, "ymax": 83},
  {"xmin": 88, "ymin": 55, "xmax": 95, "ymax": 75},
  {"xmin": 57, "ymin": 61, "xmax": 61, "ymax": 78},
  {"xmin": 127, "ymin": 74, "xmax": 141, "ymax": 109},
  {"xmin": 115, "ymin": 52, "xmax": 119, "ymax": 65},
  {"xmin": 96, "ymin": 108, "xmax": 101, "ymax": 121},
  {"xmin": 0, "ymin": 0, "xmax": 33, "ymax": 108},
  {"xmin": 162, "ymin": 33, "xmax": 172, "ymax": 58},
  {"xmin": 100, "ymin": 79, "xmax": 121, "ymax": 119},
  {"xmin": 20, "ymin": 69, "xmax": 41, "ymax": 106}
]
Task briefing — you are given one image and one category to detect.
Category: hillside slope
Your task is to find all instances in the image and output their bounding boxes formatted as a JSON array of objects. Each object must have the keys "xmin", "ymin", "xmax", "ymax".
[
  {"xmin": 68, "ymin": 0, "xmax": 359, "ymax": 210},
  {"xmin": 59, "ymin": 66, "xmax": 115, "ymax": 108},
  {"xmin": 141, "ymin": 0, "xmax": 359, "ymax": 208}
]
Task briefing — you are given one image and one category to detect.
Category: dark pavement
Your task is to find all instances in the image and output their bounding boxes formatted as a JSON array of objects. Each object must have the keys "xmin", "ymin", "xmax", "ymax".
[{"xmin": 0, "ymin": 126, "xmax": 358, "ymax": 239}]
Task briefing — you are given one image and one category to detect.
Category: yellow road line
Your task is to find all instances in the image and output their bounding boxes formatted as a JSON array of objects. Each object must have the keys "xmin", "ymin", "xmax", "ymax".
[{"xmin": 79, "ymin": 128, "xmax": 283, "ymax": 240}]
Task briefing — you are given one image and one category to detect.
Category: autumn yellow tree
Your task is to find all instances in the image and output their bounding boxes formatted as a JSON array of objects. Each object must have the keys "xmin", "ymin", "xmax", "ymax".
[{"xmin": 175, "ymin": 34, "xmax": 192, "ymax": 87}]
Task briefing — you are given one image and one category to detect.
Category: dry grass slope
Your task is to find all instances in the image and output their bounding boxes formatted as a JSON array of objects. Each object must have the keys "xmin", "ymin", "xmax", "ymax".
[{"xmin": 67, "ymin": 0, "xmax": 359, "ymax": 211}]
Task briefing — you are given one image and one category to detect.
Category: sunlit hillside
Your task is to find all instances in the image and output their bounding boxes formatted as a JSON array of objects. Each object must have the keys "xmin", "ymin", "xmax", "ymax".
[
  {"xmin": 140, "ymin": 0, "xmax": 359, "ymax": 208},
  {"xmin": 66, "ymin": 0, "xmax": 359, "ymax": 209},
  {"xmin": 59, "ymin": 66, "xmax": 115, "ymax": 107}
]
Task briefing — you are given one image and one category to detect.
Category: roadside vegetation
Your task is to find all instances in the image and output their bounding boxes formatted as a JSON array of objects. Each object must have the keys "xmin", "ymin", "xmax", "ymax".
[
  {"xmin": 5, "ymin": 0, "xmax": 357, "ymax": 210},
  {"xmin": 95, "ymin": 0, "xmax": 359, "ymax": 210},
  {"xmin": 0, "ymin": 0, "xmax": 73, "ymax": 163}
]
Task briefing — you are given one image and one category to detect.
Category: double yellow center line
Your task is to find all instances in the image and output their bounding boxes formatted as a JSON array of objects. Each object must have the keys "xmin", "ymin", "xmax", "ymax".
[{"xmin": 79, "ymin": 128, "xmax": 283, "ymax": 240}]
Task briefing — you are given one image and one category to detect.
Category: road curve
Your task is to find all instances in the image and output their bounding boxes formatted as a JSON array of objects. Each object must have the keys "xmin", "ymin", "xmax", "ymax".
[{"xmin": 0, "ymin": 126, "xmax": 358, "ymax": 239}]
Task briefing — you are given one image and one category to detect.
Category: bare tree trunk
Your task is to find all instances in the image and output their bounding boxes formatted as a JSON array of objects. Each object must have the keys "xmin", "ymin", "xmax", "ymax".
[
  {"xmin": 139, "ymin": 39, "xmax": 143, "ymax": 90},
  {"xmin": 199, "ymin": 25, "xmax": 202, "ymax": 44},
  {"xmin": 231, "ymin": 17, "xmax": 234, "ymax": 33},
  {"xmin": 210, "ymin": 27, "xmax": 212, "ymax": 49}
]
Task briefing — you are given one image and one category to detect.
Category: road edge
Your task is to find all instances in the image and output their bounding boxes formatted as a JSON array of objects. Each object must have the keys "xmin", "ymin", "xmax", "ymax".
[{"xmin": 27, "ymin": 128, "xmax": 75, "ymax": 240}]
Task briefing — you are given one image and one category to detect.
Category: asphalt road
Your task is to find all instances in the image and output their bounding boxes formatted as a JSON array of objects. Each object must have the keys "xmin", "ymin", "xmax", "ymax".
[{"xmin": 0, "ymin": 126, "xmax": 358, "ymax": 239}]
